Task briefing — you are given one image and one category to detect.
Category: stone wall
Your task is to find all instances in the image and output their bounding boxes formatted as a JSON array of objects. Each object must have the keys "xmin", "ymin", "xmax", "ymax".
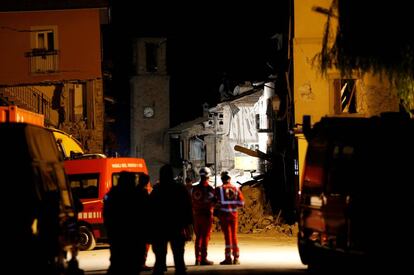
[{"xmin": 357, "ymin": 74, "xmax": 399, "ymax": 117}]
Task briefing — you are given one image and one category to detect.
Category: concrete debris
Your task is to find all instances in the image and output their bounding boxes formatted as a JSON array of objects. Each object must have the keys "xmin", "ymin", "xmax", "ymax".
[{"xmin": 212, "ymin": 184, "xmax": 297, "ymax": 236}]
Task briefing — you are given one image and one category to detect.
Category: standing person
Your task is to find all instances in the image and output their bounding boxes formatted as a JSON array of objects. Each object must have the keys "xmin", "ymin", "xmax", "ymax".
[
  {"xmin": 103, "ymin": 172, "xmax": 148, "ymax": 275},
  {"xmin": 215, "ymin": 171, "xmax": 245, "ymax": 265},
  {"xmin": 191, "ymin": 167, "xmax": 216, "ymax": 265},
  {"xmin": 149, "ymin": 164, "xmax": 193, "ymax": 275},
  {"xmin": 136, "ymin": 173, "xmax": 153, "ymax": 272},
  {"xmin": 184, "ymin": 177, "xmax": 193, "ymax": 194}
]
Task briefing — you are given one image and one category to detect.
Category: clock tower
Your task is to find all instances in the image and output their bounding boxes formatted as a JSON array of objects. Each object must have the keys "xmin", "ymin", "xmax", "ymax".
[{"xmin": 130, "ymin": 37, "xmax": 170, "ymax": 181}]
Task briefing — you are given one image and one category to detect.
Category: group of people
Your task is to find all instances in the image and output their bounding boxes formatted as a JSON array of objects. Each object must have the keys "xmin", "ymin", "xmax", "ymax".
[
  {"xmin": 103, "ymin": 164, "xmax": 244, "ymax": 275},
  {"xmin": 190, "ymin": 167, "xmax": 245, "ymax": 266}
]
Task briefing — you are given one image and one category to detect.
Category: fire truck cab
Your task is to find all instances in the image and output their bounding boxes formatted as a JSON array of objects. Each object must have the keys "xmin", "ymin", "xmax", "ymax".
[{"xmin": 64, "ymin": 156, "xmax": 149, "ymax": 250}]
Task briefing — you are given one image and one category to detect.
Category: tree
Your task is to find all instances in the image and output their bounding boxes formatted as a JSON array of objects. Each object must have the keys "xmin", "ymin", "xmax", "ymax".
[{"xmin": 314, "ymin": 0, "xmax": 414, "ymax": 114}]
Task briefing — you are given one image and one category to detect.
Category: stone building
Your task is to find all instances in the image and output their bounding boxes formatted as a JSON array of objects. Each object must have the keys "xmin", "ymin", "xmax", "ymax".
[
  {"xmin": 168, "ymin": 84, "xmax": 272, "ymax": 186},
  {"xmin": 130, "ymin": 37, "xmax": 170, "ymax": 181}
]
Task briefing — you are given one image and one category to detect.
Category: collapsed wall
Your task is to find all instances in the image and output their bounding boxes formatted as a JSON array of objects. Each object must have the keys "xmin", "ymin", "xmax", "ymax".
[{"xmin": 212, "ymin": 184, "xmax": 297, "ymax": 236}]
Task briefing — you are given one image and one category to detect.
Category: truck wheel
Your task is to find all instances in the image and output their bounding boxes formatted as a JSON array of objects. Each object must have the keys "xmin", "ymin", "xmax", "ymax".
[
  {"xmin": 78, "ymin": 226, "xmax": 96, "ymax": 251},
  {"xmin": 297, "ymin": 235, "xmax": 309, "ymax": 265}
]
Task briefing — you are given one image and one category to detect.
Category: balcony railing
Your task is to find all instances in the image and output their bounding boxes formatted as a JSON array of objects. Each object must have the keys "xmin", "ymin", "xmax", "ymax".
[
  {"xmin": 0, "ymin": 86, "xmax": 51, "ymax": 122},
  {"xmin": 25, "ymin": 49, "xmax": 59, "ymax": 74}
]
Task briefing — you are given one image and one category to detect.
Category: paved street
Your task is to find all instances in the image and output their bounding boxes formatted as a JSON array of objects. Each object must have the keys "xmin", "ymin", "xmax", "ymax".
[{"xmin": 79, "ymin": 231, "xmax": 307, "ymax": 274}]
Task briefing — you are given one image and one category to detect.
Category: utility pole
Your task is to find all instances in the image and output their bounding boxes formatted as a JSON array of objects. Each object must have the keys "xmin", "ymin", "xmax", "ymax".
[
  {"xmin": 208, "ymin": 111, "xmax": 224, "ymax": 188},
  {"xmin": 213, "ymin": 113, "xmax": 217, "ymax": 187}
]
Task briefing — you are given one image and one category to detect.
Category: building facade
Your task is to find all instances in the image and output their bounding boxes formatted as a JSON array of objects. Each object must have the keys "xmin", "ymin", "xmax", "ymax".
[
  {"xmin": 168, "ymin": 86, "xmax": 270, "ymax": 186},
  {"xmin": 293, "ymin": 0, "xmax": 400, "ymax": 185},
  {"xmin": 0, "ymin": 1, "xmax": 108, "ymax": 153}
]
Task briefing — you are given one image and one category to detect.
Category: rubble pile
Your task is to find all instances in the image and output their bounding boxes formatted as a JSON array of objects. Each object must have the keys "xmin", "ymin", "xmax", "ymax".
[{"xmin": 212, "ymin": 184, "xmax": 296, "ymax": 235}]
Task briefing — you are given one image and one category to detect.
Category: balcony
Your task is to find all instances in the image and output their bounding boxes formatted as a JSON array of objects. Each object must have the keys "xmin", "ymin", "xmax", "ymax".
[
  {"xmin": 25, "ymin": 48, "xmax": 59, "ymax": 74},
  {"xmin": 0, "ymin": 86, "xmax": 51, "ymax": 123}
]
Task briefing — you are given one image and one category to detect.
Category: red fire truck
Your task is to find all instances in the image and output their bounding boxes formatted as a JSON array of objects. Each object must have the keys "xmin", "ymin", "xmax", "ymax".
[
  {"xmin": 1, "ymin": 105, "xmax": 150, "ymax": 251},
  {"xmin": 64, "ymin": 156, "xmax": 149, "ymax": 250}
]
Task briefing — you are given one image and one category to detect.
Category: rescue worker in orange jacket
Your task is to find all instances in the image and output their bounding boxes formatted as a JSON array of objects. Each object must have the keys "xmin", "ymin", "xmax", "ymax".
[
  {"xmin": 215, "ymin": 171, "xmax": 245, "ymax": 265},
  {"xmin": 191, "ymin": 167, "xmax": 216, "ymax": 265}
]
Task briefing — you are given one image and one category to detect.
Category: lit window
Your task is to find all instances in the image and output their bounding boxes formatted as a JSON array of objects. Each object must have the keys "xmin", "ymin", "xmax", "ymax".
[{"xmin": 333, "ymin": 79, "xmax": 357, "ymax": 114}]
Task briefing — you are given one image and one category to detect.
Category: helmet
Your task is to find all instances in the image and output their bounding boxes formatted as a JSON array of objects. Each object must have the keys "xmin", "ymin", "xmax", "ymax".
[{"xmin": 199, "ymin": 167, "xmax": 212, "ymax": 177}]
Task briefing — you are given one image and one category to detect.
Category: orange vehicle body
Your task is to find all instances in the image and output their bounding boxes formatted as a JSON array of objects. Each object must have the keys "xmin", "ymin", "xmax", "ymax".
[
  {"xmin": 0, "ymin": 105, "xmax": 44, "ymax": 126},
  {"xmin": 64, "ymin": 157, "xmax": 149, "ymax": 250}
]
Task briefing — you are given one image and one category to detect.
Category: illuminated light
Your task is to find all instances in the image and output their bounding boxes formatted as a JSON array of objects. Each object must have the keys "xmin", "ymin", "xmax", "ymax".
[
  {"xmin": 310, "ymin": 196, "xmax": 322, "ymax": 207},
  {"xmin": 31, "ymin": 218, "xmax": 38, "ymax": 235},
  {"xmin": 310, "ymin": 232, "xmax": 319, "ymax": 241}
]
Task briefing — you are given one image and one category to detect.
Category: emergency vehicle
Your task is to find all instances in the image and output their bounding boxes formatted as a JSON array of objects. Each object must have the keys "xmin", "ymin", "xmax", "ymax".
[
  {"xmin": 64, "ymin": 156, "xmax": 149, "ymax": 250},
  {"xmin": 0, "ymin": 105, "xmax": 80, "ymax": 273},
  {"xmin": 297, "ymin": 113, "xmax": 414, "ymax": 271},
  {"xmin": 1, "ymin": 105, "xmax": 150, "ymax": 251}
]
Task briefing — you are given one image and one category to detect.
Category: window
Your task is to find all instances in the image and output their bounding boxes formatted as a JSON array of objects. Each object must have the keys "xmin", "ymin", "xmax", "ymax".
[
  {"xmin": 36, "ymin": 30, "xmax": 55, "ymax": 51},
  {"xmin": 112, "ymin": 172, "xmax": 141, "ymax": 187},
  {"xmin": 333, "ymin": 79, "xmax": 357, "ymax": 114},
  {"xmin": 145, "ymin": 43, "xmax": 158, "ymax": 72},
  {"xmin": 68, "ymin": 83, "xmax": 87, "ymax": 123},
  {"xmin": 69, "ymin": 174, "xmax": 99, "ymax": 199},
  {"xmin": 255, "ymin": 114, "xmax": 260, "ymax": 129},
  {"xmin": 27, "ymin": 26, "xmax": 59, "ymax": 73},
  {"xmin": 303, "ymin": 140, "xmax": 327, "ymax": 192}
]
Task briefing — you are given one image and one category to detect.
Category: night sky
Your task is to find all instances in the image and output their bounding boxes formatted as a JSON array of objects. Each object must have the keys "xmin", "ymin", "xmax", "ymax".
[{"xmin": 106, "ymin": 1, "xmax": 290, "ymax": 153}]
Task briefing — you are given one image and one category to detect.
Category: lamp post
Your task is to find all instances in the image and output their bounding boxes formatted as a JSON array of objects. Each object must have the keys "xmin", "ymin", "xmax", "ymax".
[
  {"xmin": 271, "ymin": 94, "xmax": 281, "ymax": 157},
  {"xmin": 213, "ymin": 113, "xmax": 217, "ymax": 187}
]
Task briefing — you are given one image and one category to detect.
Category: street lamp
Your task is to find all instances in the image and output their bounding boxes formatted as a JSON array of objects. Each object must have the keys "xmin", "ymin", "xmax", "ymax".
[{"xmin": 271, "ymin": 94, "xmax": 281, "ymax": 113}]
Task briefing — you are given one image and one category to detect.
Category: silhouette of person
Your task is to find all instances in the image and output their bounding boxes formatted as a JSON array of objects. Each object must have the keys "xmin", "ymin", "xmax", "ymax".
[
  {"xmin": 103, "ymin": 171, "xmax": 148, "ymax": 275},
  {"xmin": 185, "ymin": 177, "xmax": 193, "ymax": 194},
  {"xmin": 149, "ymin": 164, "xmax": 193, "ymax": 275},
  {"xmin": 191, "ymin": 167, "xmax": 216, "ymax": 265},
  {"xmin": 136, "ymin": 173, "xmax": 153, "ymax": 272},
  {"xmin": 215, "ymin": 171, "xmax": 245, "ymax": 265}
]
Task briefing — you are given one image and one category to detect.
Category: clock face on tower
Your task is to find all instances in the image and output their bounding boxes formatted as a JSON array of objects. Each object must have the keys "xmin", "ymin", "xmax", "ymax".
[{"xmin": 143, "ymin": 106, "xmax": 154, "ymax": 118}]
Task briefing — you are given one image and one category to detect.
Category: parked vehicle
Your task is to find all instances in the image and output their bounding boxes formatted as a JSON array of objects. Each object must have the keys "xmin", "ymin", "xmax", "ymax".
[
  {"xmin": 1, "ymin": 105, "xmax": 150, "ymax": 251},
  {"xmin": 0, "ymin": 121, "xmax": 80, "ymax": 274},
  {"xmin": 298, "ymin": 113, "xmax": 414, "ymax": 271},
  {"xmin": 64, "ymin": 156, "xmax": 149, "ymax": 250}
]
